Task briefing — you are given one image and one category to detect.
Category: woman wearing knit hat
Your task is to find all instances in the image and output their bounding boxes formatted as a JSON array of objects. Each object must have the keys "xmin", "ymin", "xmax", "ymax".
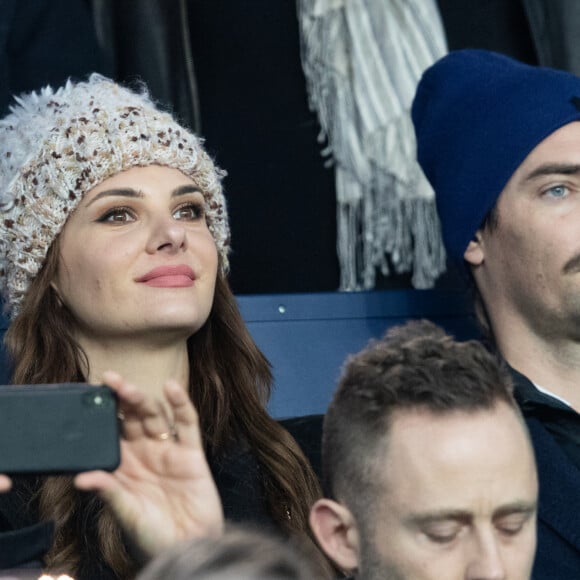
[{"xmin": 0, "ymin": 75, "xmax": 325, "ymax": 578}]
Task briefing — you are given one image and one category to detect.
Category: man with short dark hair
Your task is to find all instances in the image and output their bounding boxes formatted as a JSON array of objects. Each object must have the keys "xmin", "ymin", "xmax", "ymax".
[
  {"xmin": 310, "ymin": 320, "xmax": 538, "ymax": 580},
  {"xmin": 412, "ymin": 49, "xmax": 580, "ymax": 578}
]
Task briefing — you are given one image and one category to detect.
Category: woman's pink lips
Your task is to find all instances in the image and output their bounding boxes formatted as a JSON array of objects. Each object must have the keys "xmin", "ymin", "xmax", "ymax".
[{"xmin": 136, "ymin": 265, "xmax": 195, "ymax": 288}]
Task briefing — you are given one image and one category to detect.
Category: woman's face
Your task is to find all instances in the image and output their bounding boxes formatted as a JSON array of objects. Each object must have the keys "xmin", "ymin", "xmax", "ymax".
[{"xmin": 52, "ymin": 165, "xmax": 219, "ymax": 343}]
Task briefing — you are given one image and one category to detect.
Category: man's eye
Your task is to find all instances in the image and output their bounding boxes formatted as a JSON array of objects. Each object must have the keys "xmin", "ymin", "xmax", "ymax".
[
  {"xmin": 543, "ymin": 184, "xmax": 569, "ymax": 198},
  {"xmin": 496, "ymin": 515, "xmax": 530, "ymax": 536},
  {"xmin": 426, "ymin": 533, "xmax": 457, "ymax": 544},
  {"xmin": 98, "ymin": 208, "xmax": 135, "ymax": 223},
  {"xmin": 173, "ymin": 202, "xmax": 204, "ymax": 220},
  {"xmin": 423, "ymin": 525, "xmax": 460, "ymax": 544}
]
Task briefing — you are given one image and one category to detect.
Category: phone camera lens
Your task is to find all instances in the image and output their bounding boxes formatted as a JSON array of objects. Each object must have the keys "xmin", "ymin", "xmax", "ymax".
[{"xmin": 83, "ymin": 389, "xmax": 112, "ymax": 409}]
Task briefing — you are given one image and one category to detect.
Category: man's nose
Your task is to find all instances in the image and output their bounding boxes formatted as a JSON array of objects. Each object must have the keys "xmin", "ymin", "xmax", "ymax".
[{"xmin": 466, "ymin": 531, "xmax": 506, "ymax": 580}]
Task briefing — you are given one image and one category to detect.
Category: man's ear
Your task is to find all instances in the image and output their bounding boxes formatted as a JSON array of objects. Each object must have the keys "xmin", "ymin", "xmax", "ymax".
[
  {"xmin": 464, "ymin": 230, "xmax": 485, "ymax": 266},
  {"xmin": 309, "ymin": 498, "xmax": 360, "ymax": 573}
]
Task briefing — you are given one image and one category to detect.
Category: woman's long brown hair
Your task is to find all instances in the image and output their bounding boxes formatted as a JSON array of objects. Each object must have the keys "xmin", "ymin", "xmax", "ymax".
[{"xmin": 5, "ymin": 240, "xmax": 327, "ymax": 578}]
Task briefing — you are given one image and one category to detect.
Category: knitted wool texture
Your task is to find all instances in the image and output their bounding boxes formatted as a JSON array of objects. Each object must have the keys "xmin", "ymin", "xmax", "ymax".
[
  {"xmin": 0, "ymin": 74, "xmax": 229, "ymax": 318},
  {"xmin": 412, "ymin": 49, "xmax": 580, "ymax": 266}
]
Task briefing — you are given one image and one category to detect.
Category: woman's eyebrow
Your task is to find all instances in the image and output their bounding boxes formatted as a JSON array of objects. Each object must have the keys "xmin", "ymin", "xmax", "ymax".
[
  {"xmin": 172, "ymin": 185, "xmax": 203, "ymax": 198},
  {"xmin": 85, "ymin": 184, "xmax": 202, "ymax": 208},
  {"xmin": 85, "ymin": 188, "xmax": 143, "ymax": 207}
]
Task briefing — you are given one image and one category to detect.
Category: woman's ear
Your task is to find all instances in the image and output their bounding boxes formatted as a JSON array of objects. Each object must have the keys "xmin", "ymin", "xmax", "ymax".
[
  {"xmin": 464, "ymin": 230, "xmax": 485, "ymax": 266},
  {"xmin": 309, "ymin": 498, "xmax": 360, "ymax": 573}
]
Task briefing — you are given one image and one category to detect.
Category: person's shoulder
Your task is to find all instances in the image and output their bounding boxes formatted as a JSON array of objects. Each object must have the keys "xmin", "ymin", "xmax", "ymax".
[
  {"xmin": 278, "ymin": 413, "xmax": 324, "ymax": 435},
  {"xmin": 506, "ymin": 365, "xmax": 533, "ymax": 388},
  {"xmin": 278, "ymin": 414, "xmax": 324, "ymax": 481},
  {"xmin": 0, "ymin": 520, "xmax": 53, "ymax": 569}
]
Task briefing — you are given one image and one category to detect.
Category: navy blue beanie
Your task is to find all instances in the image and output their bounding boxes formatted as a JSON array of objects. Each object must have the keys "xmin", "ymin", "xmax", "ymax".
[{"xmin": 412, "ymin": 49, "xmax": 580, "ymax": 266}]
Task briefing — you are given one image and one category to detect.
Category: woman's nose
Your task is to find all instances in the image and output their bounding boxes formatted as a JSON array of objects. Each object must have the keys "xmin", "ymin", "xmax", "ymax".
[{"xmin": 145, "ymin": 215, "xmax": 188, "ymax": 254}]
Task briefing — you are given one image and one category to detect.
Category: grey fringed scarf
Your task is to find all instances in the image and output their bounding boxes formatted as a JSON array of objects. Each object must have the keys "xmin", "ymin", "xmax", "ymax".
[{"xmin": 297, "ymin": 0, "xmax": 448, "ymax": 289}]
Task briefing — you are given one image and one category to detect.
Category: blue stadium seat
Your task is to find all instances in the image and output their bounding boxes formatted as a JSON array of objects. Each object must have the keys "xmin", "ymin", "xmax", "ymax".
[{"xmin": 237, "ymin": 289, "xmax": 480, "ymax": 418}]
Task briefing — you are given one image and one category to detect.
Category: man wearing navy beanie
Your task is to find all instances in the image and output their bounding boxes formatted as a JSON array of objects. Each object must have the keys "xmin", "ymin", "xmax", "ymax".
[{"xmin": 413, "ymin": 49, "xmax": 580, "ymax": 579}]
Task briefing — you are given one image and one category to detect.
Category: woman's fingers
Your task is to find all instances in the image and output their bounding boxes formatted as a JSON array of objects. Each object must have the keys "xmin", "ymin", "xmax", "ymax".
[
  {"xmin": 163, "ymin": 380, "xmax": 201, "ymax": 449},
  {"xmin": 74, "ymin": 469, "xmax": 134, "ymax": 529},
  {"xmin": 74, "ymin": 469, "xmax": 117, "ymax": 495},
  {"xmin": 102, "ymin": 371, "xmax": 203, "ymax": 449},
  {"xmin": 103, "ymin": 371, "xmax": 174, "ymax": 441}
]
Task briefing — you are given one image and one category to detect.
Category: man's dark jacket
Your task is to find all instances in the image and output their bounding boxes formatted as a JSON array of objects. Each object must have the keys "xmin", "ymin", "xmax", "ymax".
[{"xmin": 512, "ymin": 370, "xmax": 580, "ymax": 579}]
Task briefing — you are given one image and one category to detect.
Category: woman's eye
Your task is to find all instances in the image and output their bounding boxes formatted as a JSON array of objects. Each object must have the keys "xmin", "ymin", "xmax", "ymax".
[
  {"xmin": 98, "ymin": 208, "xmax": 135, "ymax": 223},
  {"xmin": 543, "ymin": 184, "xmax": 569, "ymax": 198},
  {"xmin": 173, "ymin": 202, "xmax": 204, "ymax": 221}
]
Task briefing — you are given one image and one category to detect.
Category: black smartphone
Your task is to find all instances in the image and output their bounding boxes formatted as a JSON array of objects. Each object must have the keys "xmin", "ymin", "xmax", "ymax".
[{"xmin": 0, "ymin": 383, "xmax": 120, "ymax": 475}]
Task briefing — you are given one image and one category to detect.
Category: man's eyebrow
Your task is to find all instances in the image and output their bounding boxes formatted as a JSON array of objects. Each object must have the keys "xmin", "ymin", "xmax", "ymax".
[
  {"xmin": 405, "ymin": 509, "xmax": 472, "ymax": 527},
  {"xmin": 522, "ymin": 163, "xmax": 580, "ymax": 183},
  {"xmin": 492, "ymin": 501, "xmax": 537, "ymax": 520},
  {"xmin": 85, "ymin": 184, "xmax": 202, "ymax": 207}
]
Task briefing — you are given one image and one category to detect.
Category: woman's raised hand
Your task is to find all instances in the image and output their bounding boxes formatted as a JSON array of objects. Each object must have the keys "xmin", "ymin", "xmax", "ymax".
[{"xmin": 74, "ymin": 371, "xmax": 224, "ymax": 559}]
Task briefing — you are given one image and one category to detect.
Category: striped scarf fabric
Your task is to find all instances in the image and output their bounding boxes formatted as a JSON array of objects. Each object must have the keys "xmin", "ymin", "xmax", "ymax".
[{"xmin": 297, "ymin": 0, "xmax": 448, "ymax": 289}]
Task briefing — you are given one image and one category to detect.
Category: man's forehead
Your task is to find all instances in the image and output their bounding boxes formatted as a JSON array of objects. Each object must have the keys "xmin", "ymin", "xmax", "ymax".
[
  {"xmin": 384, "ymin": 403, "xmax": 529, "ymax": 462},
  {"xmin": 386, "ymin": 405, "xmax": 501, "ymax": 439},
  {"xmin": 378, "ymin": 404, "xmax": 536, "ymax": 507}
]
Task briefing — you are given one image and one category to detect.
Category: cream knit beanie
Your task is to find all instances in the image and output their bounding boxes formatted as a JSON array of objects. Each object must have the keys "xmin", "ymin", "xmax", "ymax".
[{"xmin": 0, "ymin": 74, "xmax": 229, "ymax": 318}]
